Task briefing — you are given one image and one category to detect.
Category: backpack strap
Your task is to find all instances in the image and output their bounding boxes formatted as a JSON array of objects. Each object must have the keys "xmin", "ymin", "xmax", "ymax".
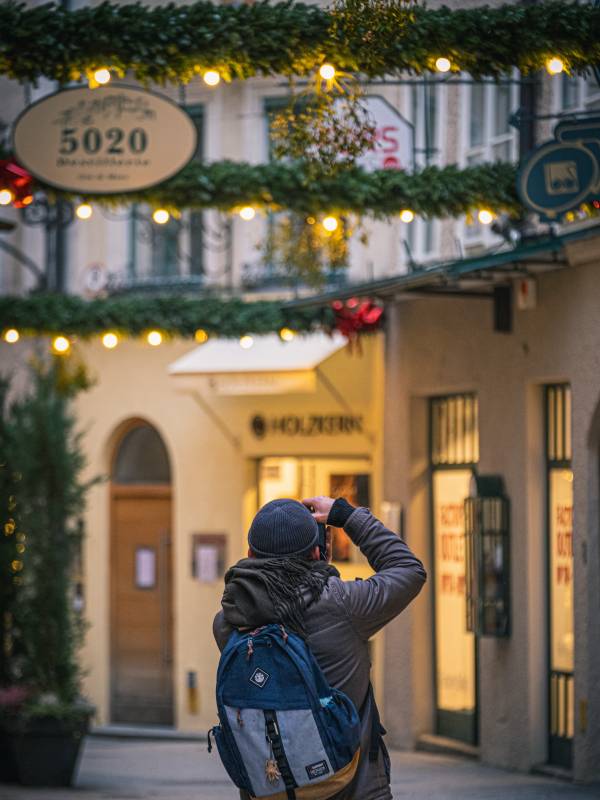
[
  {"xmin": 367, "ymin": 683, "xmax": 386, "ymax": 763},
  {"xmin": 264, "ymin": 710, "xmax": 297, "ymax": 799}
]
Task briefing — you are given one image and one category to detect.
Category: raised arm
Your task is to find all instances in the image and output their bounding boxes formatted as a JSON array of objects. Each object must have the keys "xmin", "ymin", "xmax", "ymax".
[{"xmin": 304, "ymin": 496, "xmax": 427, "ymax": 640}]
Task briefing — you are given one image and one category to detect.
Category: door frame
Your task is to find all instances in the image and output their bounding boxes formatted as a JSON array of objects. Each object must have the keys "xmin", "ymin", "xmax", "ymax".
[
  {"xmin": 109, "ymin": 483, "xmax": 174, "ymax": 725},
  {"xmin": 428, "ymin": 393, "xmax": 480, "ymax": 746}
]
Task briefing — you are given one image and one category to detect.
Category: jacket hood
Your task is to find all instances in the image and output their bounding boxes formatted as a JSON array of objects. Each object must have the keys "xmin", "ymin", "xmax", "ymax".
[{"xmin": 221, "ymin": 557, "xmax": 339, "ymax": 632}]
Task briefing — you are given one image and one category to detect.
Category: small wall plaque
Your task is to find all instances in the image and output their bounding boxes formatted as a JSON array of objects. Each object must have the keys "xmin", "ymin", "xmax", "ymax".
[
  {"xmin": 135, "ymin": 546, "xmax": 156, "ymax": 589},
  {"xmin": 191, "ymin": 534, "xmax": 226, "ymax": 583}
]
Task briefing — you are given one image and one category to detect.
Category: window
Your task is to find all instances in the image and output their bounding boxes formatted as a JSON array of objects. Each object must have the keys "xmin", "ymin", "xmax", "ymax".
[
  {"xmin": 461, "ymin": 79, "xmax": 518, "ymax": 246},
  {"xmin": 557, "ymin": 73, "xmax": 600, "ymax": 114},
  {"xmin": 129, "ymin": 105, "xmax": 204, "ymax": 283},
  {"xmin": 405, "ymin": 81, "xmax": 444, "ymax": 261},
  {"xmin": 113, "ymin": 424, "xmax": 171, "ymax": 485}
]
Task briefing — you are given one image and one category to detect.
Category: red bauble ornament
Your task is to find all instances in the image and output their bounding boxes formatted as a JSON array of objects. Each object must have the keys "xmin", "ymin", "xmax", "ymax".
[
  {"xmin": 332, "ymin": 297, "xmax": 384, "ymax": 341},
  {"xmin": 0, "ymin": 160, "xmax": 34, "ymax": 208}
]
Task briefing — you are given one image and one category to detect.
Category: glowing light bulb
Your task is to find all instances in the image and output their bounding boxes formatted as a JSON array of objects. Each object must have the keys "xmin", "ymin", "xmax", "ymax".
[
  {"xmin": 279, "ymin": 327, "xmax": 296, "ymax": 342},
  {"xmin": 546, "ymin": 57, "xmax": 564, "ymax": 75},
  {"xmin": 102, "ymin": 332, "xmax": 118, "ymax": 349},
  {"xmin": 3, "ymin": 329, "xmax": 19, "ymax": 344},
  {"xmin": 147, "ymin": 330, "xmax": 163, "ymax": 347},
  {"xmin": 152, "ymin": 209, "xmax": 170, "ymax": 225},
  {"xmin": 478, "ymin": 209, "xmax": 494, "ymax": 225},
  {"xmin": 0, "ymin": 189, "xmax": 13, "ymax": 206},
  {"xmin": 239, "ymin": 206, "xmax": 256, "ymax": 221},
  {"xmin": 400, "ymin": 209, "xmax": 415, "ymax": 223},
  {"xmin": 52, "ymin": 336, "xmax": 70, "ymax": 354},
  {"xmin": 94, "ymin": 68, "xmax": 111, "ymax": 85},
  {"xmin": 194, "ymin": 328, "xmax": 209, "ymax": 344},
  {"xmin": 76, "ymin": 203, "xmax": 93, "ymax": 220},
  {"xmin": 435, "ymin": 57, "xmax": 452, "ymax": 73},
  {"xmin": 240, "ymin": 335, "xmax": 254, "ymax": 349},
  {"xmin": 322, "ymin": 216, "xmax": 339, "ymax": 232},
  {"xmin": 203, "ymin": 70, "xmax": 220, "ymax": 86},
  {"xmin": 319, "ymin": 63, "xmax": 336, "ymax": 81}
]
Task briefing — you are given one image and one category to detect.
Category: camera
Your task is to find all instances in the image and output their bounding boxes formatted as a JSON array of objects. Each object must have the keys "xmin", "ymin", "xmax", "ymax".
[{"xmin": 317, "ymin": 522, "xmax": 328, "ymax": 561}]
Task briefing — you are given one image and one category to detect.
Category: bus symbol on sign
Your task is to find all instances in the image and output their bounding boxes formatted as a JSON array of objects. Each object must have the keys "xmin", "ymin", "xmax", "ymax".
[{"xmin": 544, "ymin": 162, "xmax": 579, "ymax": 195}]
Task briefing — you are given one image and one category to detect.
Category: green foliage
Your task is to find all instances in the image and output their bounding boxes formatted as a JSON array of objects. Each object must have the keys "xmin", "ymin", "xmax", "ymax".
[
  {"xmin": 0, "ymin": 362, "xmax": 93, "ymax": 705},
  {"xmin": 0, "ymin": 380, "xmax": 22, "ymax": 687},
  {"xmin": 0, "ymin": 1, "xmax": 598, "ymax": 82},
  {"xmin": 262, "ymin": 214, "xmax": 351, "ymax": 286},
  {"xmin": 78, "ymin": 159, "xmax": 521, "ymax": 218},
  {"xmin": 0, "ymin": 293, "xmax": 337, "ymax": 338},
  {"xmin": 269, "ymin": 88, "xmax": 377, "ymax": 175}
]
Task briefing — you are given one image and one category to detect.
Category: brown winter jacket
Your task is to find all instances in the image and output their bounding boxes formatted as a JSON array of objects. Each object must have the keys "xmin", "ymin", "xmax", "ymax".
[{"xmin": 213, "ymin": 506, "xmax": 427, "ymax": 800}]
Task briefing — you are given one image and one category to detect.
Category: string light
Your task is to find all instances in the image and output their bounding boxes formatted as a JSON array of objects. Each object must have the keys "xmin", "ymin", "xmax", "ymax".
[
  {"xmin": 76, "ymin": 203, "xmax": 93, "ymax": 220},
  {"xmin": 93, "ymin": 68, "xmax": 111, "ymax": 85},
  {"xmin": 0, "ymin": 189, "xmax": 13, "ymax": 206},
  {"xmin": 400, "ymin": 209, "xmax": 415, "ymax": 223},
  {"xmin": 102, "ymin": 332, "xmax": 119, "ymax": 349},
  {"xmin": 152, "ymin": 209, "xmax": 170, "ymax": 224},
  {"xmin": 239, "ymin": 206, "xmax": 256, "ymax": 221},
  {"xmin": 279, "ymin": 327, "xmax": 296, "ymax": 342},
  {"xmin": 240, "ymin": 335, "xmax": 254, "ymax": 349},
  {"xmin": 478, "ymin": 209, "xmax": 495, "ymax": 225},
  {"xmin": 435, "ymin": 57, "xmax": 452, "ymax": 73},
  {"xmin": 322, "ymin": 215, "xmax": 339, "ymax": 232},
  {"xmin": 147, "ymin": 330, "xmax": 163, "ymax": 346},
  {"xmin": 3, "ymin": 329, "xmax": 19, "ymax": 344},
  {"xmin": 306, "ymin": 216, "xmax": 316, "ymax": 225},
  {"xmin": 194, "ymin": 329, "xmax": 209, "ymax": 344},
  {"xmin": 52, "ymin": 335, "xmax": 70, "ymax": 354},
  {"xmin": 319, "ymin": 63, "xmax": 336, "ymax": 81},
  {"xmin": 203, "ymin": 70, "xmax": 220, "ymax": 86},
  {"xmin": 546, "ymin": 57, "xmax": 564, "ymax": 75}
]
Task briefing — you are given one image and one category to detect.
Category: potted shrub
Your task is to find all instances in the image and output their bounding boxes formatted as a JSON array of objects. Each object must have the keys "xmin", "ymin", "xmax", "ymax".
[{"xmin": 0, "ymin": 361, "xmax": 96, "ymax": 786}]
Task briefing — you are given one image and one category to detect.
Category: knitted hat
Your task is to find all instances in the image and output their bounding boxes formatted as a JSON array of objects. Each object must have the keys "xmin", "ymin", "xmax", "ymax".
[{"xmin": 248, "ymin": 498, "xmax": 318, "ymax": 558}]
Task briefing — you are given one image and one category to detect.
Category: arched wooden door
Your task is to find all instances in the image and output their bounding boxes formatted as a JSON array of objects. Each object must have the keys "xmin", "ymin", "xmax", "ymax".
[{"xmin": 110, "ymin": 423, "xmax": 174, "ymax": 726}]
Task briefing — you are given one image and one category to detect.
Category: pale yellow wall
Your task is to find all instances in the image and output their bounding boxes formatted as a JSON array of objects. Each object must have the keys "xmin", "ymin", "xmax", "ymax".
[{"xmin": 75, "ymin": 333, "xmax": 384, "ymax": 732}]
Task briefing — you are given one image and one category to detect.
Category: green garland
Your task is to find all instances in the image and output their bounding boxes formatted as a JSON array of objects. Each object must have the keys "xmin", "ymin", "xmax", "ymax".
[
  {"xmin": 62, "ymin": 160, "xmax": 521, "ymax": 218},
  {"xmin": 0, "ymin": 293, "xmax": 337, "ymax": 339},
  {"xmin": 0, "ymin": 1, "xmax": 599, "ymax": 83}
]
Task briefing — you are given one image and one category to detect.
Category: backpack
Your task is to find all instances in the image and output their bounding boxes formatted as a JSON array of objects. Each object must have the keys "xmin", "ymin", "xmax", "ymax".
[{"xmin": 209, "ymin": 623, "xmax": 361, "ymax": 799}]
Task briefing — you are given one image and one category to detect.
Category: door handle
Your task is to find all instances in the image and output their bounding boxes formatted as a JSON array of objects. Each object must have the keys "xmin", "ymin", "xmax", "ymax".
[{"xmin": 159, "ymin": 533, "xmax": 172, "ymax": 666}]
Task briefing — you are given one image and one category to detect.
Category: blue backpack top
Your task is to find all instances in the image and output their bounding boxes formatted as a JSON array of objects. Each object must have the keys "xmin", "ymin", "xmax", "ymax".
[{"xmin": 209, "ymin": 623, "xmax": 361, "ymax": 799}]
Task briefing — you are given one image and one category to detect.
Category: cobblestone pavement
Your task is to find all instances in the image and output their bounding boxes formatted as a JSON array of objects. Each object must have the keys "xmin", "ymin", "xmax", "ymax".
[{"xmin": 2, "ymin": 736, "xmax": 600, "ymax": 800}]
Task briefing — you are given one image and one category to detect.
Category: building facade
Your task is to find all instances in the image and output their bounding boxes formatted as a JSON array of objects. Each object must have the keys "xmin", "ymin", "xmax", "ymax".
[{"xmin": 1, "ymin": 0, "xmax": 599, "ymax": 786}]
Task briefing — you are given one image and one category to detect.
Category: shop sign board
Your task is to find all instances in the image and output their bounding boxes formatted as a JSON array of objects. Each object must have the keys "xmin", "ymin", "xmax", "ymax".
[
  {"xmin": 518, "ymin": 117, "xmax": 600, "ymax": 221},
  {"xmin": 549, "ymin": 469, "xmax": 574, "ymax": 673},
  {"xmin": 250, "ymin": 413, "xmax": 364, "ymax": 438},
  {"xmin": 433, "ymin": 469, "xmax": 476, "ymax": 713},
  {"xmin": 13, "ymin": 85, "xmax": 198, "ymax": 193}
]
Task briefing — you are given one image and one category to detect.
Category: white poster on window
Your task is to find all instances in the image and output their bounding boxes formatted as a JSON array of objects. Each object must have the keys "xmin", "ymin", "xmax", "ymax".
[
  {"xmin": 433, "ymin": 470, "xmax": 476, "ymax": 713},
  {"xmin": 549, "ymin": 469, "xmax": 574, "ymax": 672}
]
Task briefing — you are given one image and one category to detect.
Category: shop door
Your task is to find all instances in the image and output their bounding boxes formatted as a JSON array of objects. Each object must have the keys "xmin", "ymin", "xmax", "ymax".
[
  {"xmin": 110, "ymin": 424, "xmax": 173, "ymax": 726},
  {"xmin": 430, "ymin": 395, "xmax": 479, "ymax": 745},
  {"xmin": 545, "ymin": 385, "xmax": 574, "ymax": 767}
]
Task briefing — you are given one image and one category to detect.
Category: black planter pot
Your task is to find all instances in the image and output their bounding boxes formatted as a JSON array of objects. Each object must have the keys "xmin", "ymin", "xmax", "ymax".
[
  {"xmin": 4, "ymin": 714, "xmax": 90, "ymax": 787},
  {"xmin": 0, "ymin": 722, "xmax": 19, "ymax": 783}
]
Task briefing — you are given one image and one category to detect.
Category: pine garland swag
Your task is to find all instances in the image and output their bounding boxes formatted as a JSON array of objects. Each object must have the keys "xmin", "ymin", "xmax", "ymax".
[
  {"xmin": 0, "ymin": 293, "xmax": 338, "ymax": 339},
  {"xmin": 0, "ymin": 1, "xmax": 599, "ymax": 83}
]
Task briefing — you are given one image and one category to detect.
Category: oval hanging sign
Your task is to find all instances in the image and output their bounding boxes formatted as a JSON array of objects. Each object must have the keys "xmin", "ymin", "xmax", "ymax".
[{"xmin": 13, "ymin": 85, "xmax": 198, "ymax": 194}]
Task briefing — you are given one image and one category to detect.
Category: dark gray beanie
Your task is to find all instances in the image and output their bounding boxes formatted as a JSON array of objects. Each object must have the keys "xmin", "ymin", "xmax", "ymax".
[{"xmin": 248, "ymin": 498, "xmax": 318, "ymax": 558}]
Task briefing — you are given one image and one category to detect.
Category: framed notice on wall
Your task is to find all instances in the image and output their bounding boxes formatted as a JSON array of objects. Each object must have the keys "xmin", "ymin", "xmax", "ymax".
[{"xmin": 191, "ymin": 534, "xmax": 227, "ymax": 583}]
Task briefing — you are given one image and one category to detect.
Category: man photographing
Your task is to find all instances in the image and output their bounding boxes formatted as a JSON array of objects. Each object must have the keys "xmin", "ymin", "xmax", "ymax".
[{"xmin": 213, "ymin": 495, "xmax": 427, "ymax": 799}]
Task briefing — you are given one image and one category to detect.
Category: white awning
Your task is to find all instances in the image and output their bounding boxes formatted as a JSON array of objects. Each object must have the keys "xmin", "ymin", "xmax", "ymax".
[{"xmin": 168, "ymin": 332, "xmax": 347, "ymax": 395}]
